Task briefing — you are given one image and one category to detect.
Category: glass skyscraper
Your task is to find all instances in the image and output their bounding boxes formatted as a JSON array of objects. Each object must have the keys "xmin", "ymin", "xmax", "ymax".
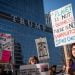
[{"xmin": 0, "ymin": 0, "xmax": 64, "ymax": 65}]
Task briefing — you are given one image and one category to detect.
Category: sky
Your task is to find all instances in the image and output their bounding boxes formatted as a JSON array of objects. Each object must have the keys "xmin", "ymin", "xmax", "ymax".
[{"xmin": 43, "ymin": 0, "xmax": 75, "ymax": 15}]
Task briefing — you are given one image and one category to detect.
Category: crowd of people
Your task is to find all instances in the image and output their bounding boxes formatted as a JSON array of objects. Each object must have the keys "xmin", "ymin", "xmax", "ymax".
[
  {"xmin": 0, "ymin": 43, "xmax": 75, "ymax": 75},
  {"xmin": 28, "ymin": 43, "xmax": 75, "ymax": 75}
]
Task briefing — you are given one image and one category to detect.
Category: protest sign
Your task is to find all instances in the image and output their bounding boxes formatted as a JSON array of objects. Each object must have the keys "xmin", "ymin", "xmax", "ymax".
[
  {"xmin": 35, "ymin": 37, "xmax": 49, "ymax": 61},
  {"xmin": 50, "ymin": 4, "xmax": 75, "ymax": 47},
  {"xmin": 51, "ymin": 4, "xmax": 75, "ymax": 74},
  {"xmin": 0, "ymin": 33, "xmax": 13, "ymax": 63},
  {"xmin": 20, "ymin": 63, "xmax": 49, "ymax": 75}
]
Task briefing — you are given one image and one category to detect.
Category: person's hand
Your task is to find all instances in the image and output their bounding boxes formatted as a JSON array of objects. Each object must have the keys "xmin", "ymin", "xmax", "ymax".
[{"xmin": 66, "ymin": 66, "xmax": 70, "ymax": 73}]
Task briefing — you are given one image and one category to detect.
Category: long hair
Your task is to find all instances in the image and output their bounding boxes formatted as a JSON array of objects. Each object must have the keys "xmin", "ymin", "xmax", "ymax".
[
  {"xmin": 66, "ymin": 43, "xmax": 75, "ymax": 75},
  {"xmin": 70, "ymin": 43, "xmax": 75, "ymax": 59},
  {"xmin": 33, "ymin": 56, "xmax": 39, "ymax": 63},
  {"xmin": 28, "ymin": 56, "xmax": 34, "ymax": 64}
]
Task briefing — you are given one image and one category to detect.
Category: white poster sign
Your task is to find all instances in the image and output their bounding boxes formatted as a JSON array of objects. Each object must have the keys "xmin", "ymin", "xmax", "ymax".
[
  {"xmin": 35, "ymin": 37, "xmax": 49, "ymax": 61},
  {"xmin": 0, "ymin": 33, "xmax": 13, "ymax": 51},
  {"xmin": 20, "ymin": 63, "xmax": 49, "ymax": 75},
  {"xmin": 50, "ymin": 4, "xmax": 75, "ymax": 47}
]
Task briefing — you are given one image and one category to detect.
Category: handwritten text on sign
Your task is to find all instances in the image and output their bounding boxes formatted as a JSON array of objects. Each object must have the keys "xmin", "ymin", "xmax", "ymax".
[{"xmin": 50, "ymin": 4, "xmax": 75, "ymax": 47}]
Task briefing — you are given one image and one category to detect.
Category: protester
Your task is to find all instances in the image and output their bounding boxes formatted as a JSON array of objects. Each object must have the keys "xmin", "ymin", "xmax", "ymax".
[
  {"xmin": 48, "ymin": 67, "xmax": 53, "ymax": 75},
  {"xmin": 66, "ymin": 43, "xmax": 75, "ymax": 75},
  {"xmin": 69, "ymin": 43, "xmax": 75, "ymax": 74},
  {"xmin": 51, "ymin": 65, "xmax": 57, "ymax": 75},
  {"xmin": 48, "ymin": 65, "xmax": 63, "ymax": 75},
  {"xmin": 28, "ymin": 56, "xmax": 39, "ymax": 64},
  {"xmin": 58, "ymin": 65, "xmax": 66, "ymax": 75}
]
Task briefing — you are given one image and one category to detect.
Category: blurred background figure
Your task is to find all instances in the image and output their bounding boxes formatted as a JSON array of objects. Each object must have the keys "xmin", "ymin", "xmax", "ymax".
[
  {"xmin": 28, "ymin": 56, "xmax": 39, "ymax": 64},
  {"xmin": 51, "ymin": 65, "xmax": 57, "ymax": 75},
  {"xmin": 48, "ymin": 65, "xmax": 58, "ymax": 75},
  {"xmin": 48, "ymin": 65, "xmax": 64, "ymax": 75},
  {"xmin": 62, "ymin": 65, "xmax": 66, "ymax": 74},
  {"xmin": 48, "ymin": 67, "xmax": 53, "ymax": 75}
]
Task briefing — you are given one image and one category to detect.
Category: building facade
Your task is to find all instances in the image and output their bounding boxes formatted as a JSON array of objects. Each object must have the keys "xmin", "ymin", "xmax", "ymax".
[
  {"xmin": 0, "ymin": 0, "xmax": 64, "ymax": 65},
  {"xmin": 14, "ymin": 42, "xmax": 23, "ymax": 68},
  {"xmin": 45, "ymin": 14, "xmax": 52, "ymax": 28}
]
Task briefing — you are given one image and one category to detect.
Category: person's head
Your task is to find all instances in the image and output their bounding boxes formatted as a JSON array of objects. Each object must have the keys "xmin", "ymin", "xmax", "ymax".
[
  {"xmin": 71, "ymin": 43, "xmax": 75, "ymax": 58},
  {"xmin": 28, "ymin": 56, "xmax": 39, "ymax": 64},
  {"xmin": 51, "ymin": 65, "xmax": 57, "ymax": 71}
]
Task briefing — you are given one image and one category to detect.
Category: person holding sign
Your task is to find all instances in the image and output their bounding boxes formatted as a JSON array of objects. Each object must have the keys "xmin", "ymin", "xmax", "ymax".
[{"xmin": 66, "ymin": 43, "xmax": 75, "ymax": 75}]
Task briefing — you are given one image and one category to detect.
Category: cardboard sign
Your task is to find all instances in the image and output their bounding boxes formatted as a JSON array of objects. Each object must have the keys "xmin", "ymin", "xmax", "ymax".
[
  {"xmin": 20, "ymin": 63, "xmax": 49, "ymax": 75},
  {"xmin": 50, "ymin": 4, "xmax": 75, "ymax": 47},
  {"xmin": 35, "ymin": 37, "xmax": 49, "ymax": 61}
]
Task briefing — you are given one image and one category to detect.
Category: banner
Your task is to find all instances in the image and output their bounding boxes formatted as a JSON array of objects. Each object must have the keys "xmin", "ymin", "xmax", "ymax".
[
  {"xmin": 50, "ymin": 4, "xmax": 75, "ymax": 47},
  {"xmin": 20, "ymin": 63, "xmax": 49, "ymax": 75},
  {"xmin": 35, "ymin": 37, "xmax": 49, "ymax": 61},
  {"xmin": 0, "ymin": 33, "xmax": 13, "ymax": 63}
]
